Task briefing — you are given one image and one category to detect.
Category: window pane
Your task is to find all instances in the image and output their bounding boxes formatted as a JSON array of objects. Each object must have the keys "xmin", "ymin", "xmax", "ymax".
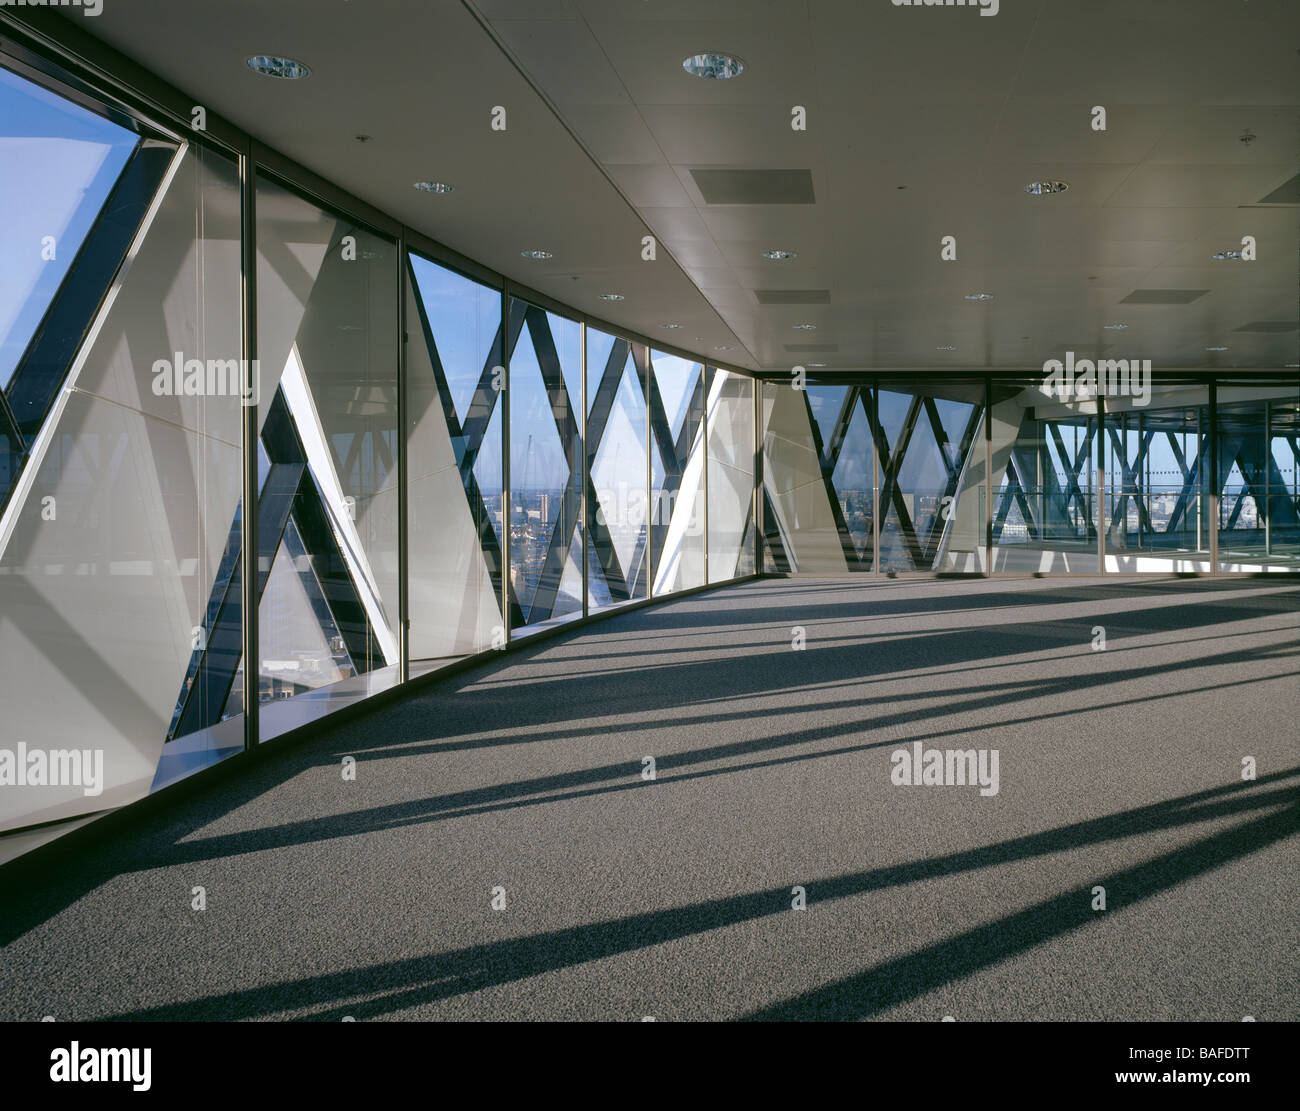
[
  {"xmin": 708, "ymin": 368, "xmax": 754, "ymax": 581},
  {"xmin": 650, "ymin": 350, "xmax": 705, "ymax": 594},
  {"xmin": 406, "ymin": 253, "xmax": 505, "ymax": 660},
  {"xmin": 256, "ymin": 177, "xmax": 399, "ymax": 740},
  {"xmin": 509, "ymin": 300, "xmax": 583, "ymax": 632},
  {"xmin": 587, "ymin": 328, "xmax": 647, "ymax": 608}
]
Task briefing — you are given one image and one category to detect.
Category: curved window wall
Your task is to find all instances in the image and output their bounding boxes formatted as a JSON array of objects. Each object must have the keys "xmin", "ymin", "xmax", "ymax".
[{"xmin": 0, "ymin": 51, "xmax": 759, "ymax": 862}]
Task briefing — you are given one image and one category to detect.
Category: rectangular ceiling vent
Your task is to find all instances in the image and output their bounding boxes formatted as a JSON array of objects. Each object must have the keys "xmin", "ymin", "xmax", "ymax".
[
  {"xmin": 1255, "ymin": 173, "xmax": 1300, "ymax": 205},
  {"xmin": 755, "ymin": 289, "xmax": 831, "ymax": 304},
  {"xmin": 1232, "ymin": 321, "xmax": 1298, "ymax": 333},
  {"xmin": 690, "ymin": 169, "xmax": 816, "ymax": 205},
  {"xmin": 784, "ymin": 343, "xmax": 838, "ymax": 353},
  {"xmin": 1119, "ymin": 289, "xmax": 1209, "ymax": 305}
]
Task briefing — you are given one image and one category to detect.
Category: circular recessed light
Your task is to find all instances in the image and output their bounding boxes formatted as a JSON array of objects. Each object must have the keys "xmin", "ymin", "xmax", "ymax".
[
  {"xmin": 1212, "ymin": 250, "xmax": 1243, "ymax": 260},
  {"xmin": 520, "ymin": 249, "xmax": 553, "ymax": 260},
  {"xmin": 807, "ymin": 363, "xmax": 827, "ymax": 367},
  {"xmin": 1024, "ymin": 181, "xmax": 1069, "ymax": 195},
  {"xmin": 660, "ymin": 323, "xmax": 682, "ymax": 330},
  {"xmin": 1103, "ymin": 323, "xmax": 1128, "ymax": 330},
  {"xmin": 1205, "ymin": 346, "xmax": 1228, "ymax": 352},
  {"xmin": 599, "ymin": 293, "xmax": 624, "ymax": 302},
  {"xmin": 246, "ymin": 55, "xmax": 311, "ymax": 80},
  {"xmin": 964, "ymin": 293, "xmax": 994, "ymax": 302},
  {"xmin": 713, "ymin": 345, "xmax": 733, "ymax": 351},
  {"xmin": 682, "ymin": 53, "xmax": 745, "ymax": 80},
  {"xmin": 761, "ymin": 249, "xmax": 798, "ymax": 261},
  {"xmin": 414, "ymin": 181, "xmax": 454, "ymax": 194},
  {"xmin": 792, "ymin": 323, "xmax": 818, "ymax": 331},
  {"xmin": 936, "ymin": 345, "xmax": 957, "ymax": 351}
]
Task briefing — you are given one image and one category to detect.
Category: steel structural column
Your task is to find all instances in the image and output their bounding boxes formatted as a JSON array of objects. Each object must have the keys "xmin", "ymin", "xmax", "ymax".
[
  {"xmin": 240, "ymin": 148, "xmax": 259, "ymax": 751},
  {"xmin": 753, "ymin": 375, "xmax": 762, "ymax": 574},
  {"xmin": 580, "ymin": 323, "xmax": 588, "ymax": 618},
  {"xmin": 871, "ymin": 379, "xmax": 880, "ymax": 575},
  {"xmin": 985, "ymin": 375, "xmax": 993, "ymax": 575},
  {"xmin": 1097, "ymin": 393, "xmax": 1106, "ymax": 572},
  {"xmin": 1208, "ymin": 380, "xmax": 1219, "ymax": 572},
  {"xmin": 397, "ymin": 231, "xmax": 409, "ymax": 683},
  {"xmin": 501, "ymin": 285, "xmax": 512, "ymax": 641}
]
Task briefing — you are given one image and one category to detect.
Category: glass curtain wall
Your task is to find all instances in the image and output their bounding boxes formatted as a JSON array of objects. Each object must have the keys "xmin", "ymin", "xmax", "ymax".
[
  {"xmin": 0, "ymin": 42, "xmax": 770, "ymax": 864},
  {"xmin": 1102, "ymin": 378, "xmax": 1210, "ymax": 571},
  {"xmin": 708, "ymin": 369, "xmax": 755, "ymax": 581},
  {"xmin": 1217, "ymin": 377, "xmax": 1300, "ymax": 570},
  {"xmin": 254, "ymin": 176, "xmax": 400, "ymax": 741},
  {"xmin": 876, "ymin": 378, "xmax": 986, "ymax": 573},
  {"xmin": 406, "ymin": 252, "xmax": 505, "ymax": 662},
  {"xmin": 649, "ymin": 350, "xmax": 706, "ymax": 594},
  {"xmin": 990, "ymin": 374, "xmax": 1101, "ymax": 573},
  {"xmin": 0, "ymin": 61, "xmax": 244, "ymax": 843},
  {"xmin": 507, "ymin": 298, "xmax": 583, "ymax": 633},
  {"xmin": 586, "ymin": 326, "xmax": 648, "ymax": 610}
]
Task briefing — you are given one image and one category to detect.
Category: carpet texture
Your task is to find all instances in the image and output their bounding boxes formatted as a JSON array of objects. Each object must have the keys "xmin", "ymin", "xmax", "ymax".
[{"xmin": 2, "ymin": 575, "xmax": 1297, "ymax": 1021}]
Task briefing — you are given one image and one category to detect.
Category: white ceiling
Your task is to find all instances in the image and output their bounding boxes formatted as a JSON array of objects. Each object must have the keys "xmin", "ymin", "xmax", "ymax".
[{"xmin": 58, "ymin": 0, "xmax": 1300, "ymax": 374}]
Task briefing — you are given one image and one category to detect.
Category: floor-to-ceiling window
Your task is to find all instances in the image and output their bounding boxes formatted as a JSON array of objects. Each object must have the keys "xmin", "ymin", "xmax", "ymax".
[
  {"xmin": 0, "ymin": 61, "xmax": 244, "ymax": 835},
  {"xmin": 405, "ymin": 252, "xmax": 505, "ymax": 662},
  {"xmin": 507, "ymin": 299, "xmax": 583, "ymax": 633},
  {"xmin": 586, "ymin": 326, "xmax": 648, "ymax": 610},
  {"xmin": 708, "ymin": 368, "xmax": 755, "ymax": 581},
  {"xmin": 255, "ymin": 176, "xmax": 400, "ymax": 740},
  {"xmin": 649, "ymin": 350, "xmax": 706, "ymax": 594}
]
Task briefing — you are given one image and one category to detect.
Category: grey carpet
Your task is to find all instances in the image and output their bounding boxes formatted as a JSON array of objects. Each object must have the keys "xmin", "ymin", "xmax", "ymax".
[{"xmin": 2, "ymin": 575, "xmax": 1297, "ymax": 1021}]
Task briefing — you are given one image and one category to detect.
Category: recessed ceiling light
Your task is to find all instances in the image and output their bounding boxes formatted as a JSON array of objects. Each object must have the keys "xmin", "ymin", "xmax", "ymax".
[
  {"xmin": 964, "ymin": 293, "xmax": 994, "ymax": 302},
  {"xmin": 660, "ymin": 323, "xmax": 682, "ymax": 330},
  {"xmin": 1103, "ymin": 323, "xmax": 1128, "ymax": 330},
  {"xmin": 1205, "ymin": 346, "xmax": 1228, "ymax": 352},
  {"xmin": 761, "ymin": 250, "xmax": 798, "ymax": 261},
  {"xmin": 713, "ymin": 345, "xmax": 733, "ymax": 351},
  {"xmin": 246, "ymin": 55, "xmax": 311, "ymax": 80},
  {"xmin": 414, "ymin": 181, "xmax": 454, "ymax": 194},
  {"xmin": 1025, "ymin": 181, "xmax": 1069, "ymax": 195},
  {"xmin": 682, "ymin": 53, "xmax": 745, "ymax": 80},
  {"xmin": 936, "ymin": 345, "xmax": 956, "ymax": 351},
  {"xmin": 807, "ymin": 363, "xmax": 827, "ymax": 367},
  {"xmin": 520, "ymin": 250, "xmax": 553, "ymax": 260},
  {"xmin": 792, "ymin": 323, "xmax": 818, "ymax": 331},
  {"xmin": 1212, "ymin": 250, "xmax": 1243, "ymax": 260},
  {"xmin": 599, "ymin": 293, "xmax": 624, "ymax": 302}
]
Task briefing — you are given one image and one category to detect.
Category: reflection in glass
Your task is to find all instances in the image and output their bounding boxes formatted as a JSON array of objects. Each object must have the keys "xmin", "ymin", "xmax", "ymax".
[
  {"xmin": 406, "ymin": 253, "xmax": 505, "ymax": 658},
  {"xmin": 256, "ymin": 177, "xmax": 399, "ymax": 739},
  {"xmin": 587, "ymin": 328, "xmax": 648, "ymax": 608},
  {"xmin": 650, "ymin": 350, "xmax": 706, "ymax": 593},
  {"xmin": 508, "ymin": 300, "xmax": 583, "ymax": 631},
  {"xmin": 708, "ymin": 369, "xmax": 755, "ymax": 581}
]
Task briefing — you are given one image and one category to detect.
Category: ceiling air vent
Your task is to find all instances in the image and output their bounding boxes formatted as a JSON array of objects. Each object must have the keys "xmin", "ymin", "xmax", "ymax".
[
  {"xmin": 755, "ymin": 289, "xmax": 831, "ymax": 304},
  {"xmin": 1119, "ymin": 289, "xmax": 1209, "ymax": 305},
  {"xmin": 690, "ymin": 169, "xmax": 816, "ymax": 205},
  {"xmin": 1255, "ymin": 173, "xmax": 1300, "ymax": 205},
  {"xmin": 1232, "ymin": 321, "xmax": 1298, "ymax": 333}
]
